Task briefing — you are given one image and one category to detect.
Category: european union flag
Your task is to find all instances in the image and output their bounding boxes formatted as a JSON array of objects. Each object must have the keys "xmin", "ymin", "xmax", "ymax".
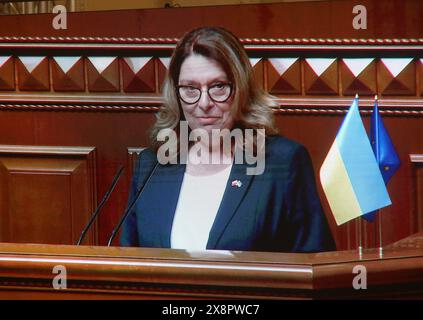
[{"xmin": 362, "ymin": 97, "xmax": 401, "ymax": 222}]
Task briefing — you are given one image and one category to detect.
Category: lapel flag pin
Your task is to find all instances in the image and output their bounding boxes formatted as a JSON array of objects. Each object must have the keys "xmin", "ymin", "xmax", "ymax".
[{"xmin": 231, "ymin": 180, "xmax": 242, "ymax": 188}]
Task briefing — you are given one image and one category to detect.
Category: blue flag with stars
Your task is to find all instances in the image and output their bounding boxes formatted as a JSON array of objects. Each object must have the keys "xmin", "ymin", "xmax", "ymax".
[{"xmin": 362, "ymin": 98, "xmax": 401, "ymax": 222}]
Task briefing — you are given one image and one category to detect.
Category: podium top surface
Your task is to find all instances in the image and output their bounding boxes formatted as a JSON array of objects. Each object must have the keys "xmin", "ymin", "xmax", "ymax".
[{"xmin": 0, "ymin": 233, "xmax": 422, "ymax": 299}]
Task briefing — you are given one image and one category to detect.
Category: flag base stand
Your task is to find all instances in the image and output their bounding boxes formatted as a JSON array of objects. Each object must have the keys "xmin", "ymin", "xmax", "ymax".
[
  {"xmin": 378, "ymin": 209, "xmax": 383, "ymax": 258},
  {"xmin": 356, "ymin": 219, "xmax": 363, "ymax": 259},
  {"xmin": 358, "ymin": 246, "xmax": 363, "ymax": 259}
]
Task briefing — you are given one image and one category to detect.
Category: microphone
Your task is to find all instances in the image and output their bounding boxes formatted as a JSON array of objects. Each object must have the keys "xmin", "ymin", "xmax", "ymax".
[
  {"xmin": 76, "ymin": 165, "xmax": 125, "ymax": 245},
  {"xmin": 107, "ymin": 160, "xmax": 159, "ymax": 247}
]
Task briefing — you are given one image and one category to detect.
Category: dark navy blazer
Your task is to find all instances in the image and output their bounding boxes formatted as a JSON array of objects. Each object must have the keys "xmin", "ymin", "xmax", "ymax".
[{"xmin": 120, "ymin": 136, "xmax": 335, "ymax": 253}]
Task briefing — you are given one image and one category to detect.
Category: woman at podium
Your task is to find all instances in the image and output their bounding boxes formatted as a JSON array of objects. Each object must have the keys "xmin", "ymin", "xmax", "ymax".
[{"xmin": 120, "ymin": 27, "xmax": 335, "ymax": 253}]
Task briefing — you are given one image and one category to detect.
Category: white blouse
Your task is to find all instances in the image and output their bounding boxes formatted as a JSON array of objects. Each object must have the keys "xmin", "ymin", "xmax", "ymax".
[{"xmin": 170, "ymin": 164, "xmax": 233, "ymax": 250}]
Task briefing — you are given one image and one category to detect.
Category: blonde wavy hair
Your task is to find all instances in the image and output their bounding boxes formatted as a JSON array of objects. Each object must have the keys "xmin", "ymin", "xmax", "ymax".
[{"xmin": 150, "ymin": 26, "xmax": 278, "ymax": 152}]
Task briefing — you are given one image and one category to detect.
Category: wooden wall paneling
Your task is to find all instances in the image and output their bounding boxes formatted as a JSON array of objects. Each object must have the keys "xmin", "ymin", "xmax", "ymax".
[
  {"xmin": 0, "ymin": 0, "xmax": 423, "ymax": 39},
  {"xmin": 0, "ymin": 45, "xmax": 421, "ymax": 104},
  {"xmin": 17, "ymin": 56, "xmax": 50, "ymax": 91},
  {"xmin": 157, "ymin": 57, "xmax": 170, "ymax": 93},
  {"xmin": 126, "ymin": 147, "xmax": 144, "ymax": 208},
  {"xmin": 304, "ymin": 58, "xmax": 338, "ymax": 95},
  {"xmin": 0, "ymin": 146, "xmax": 97, "ymax": 245},
  {"xmin": 0, "ymin": 161, "xmax": 9, "ymax": 241},
  {"xmin": 410, "ymin": 154, "xmax": 423, "ymax": 232},
  {"xmin": 374, "ymin": 116, "xmax": 422, "ymax": 245},
  {"xmin": 122, "ymin": 57, "xmax": 155, "ymax": 93},
  {"xmin": 378, "ymin": 58, "xmax": 416, "ymax": 96},
  {"xmin": 87, "ymin": 56, "xmax": 120, "ymax": 92},
  {"xmin": 51, "ymin": 56, "xmax": 85, "ymax": 91},
  {"xmin": 144, "ymin": 46, "xmax": 279, "ymax": 92},
  {"xmin": 249, "ymin": 58, "xmax": 264, "ymax": 90},
  {"xmin": 0, "ymin": 56, "xmax": 14, "ymax": 91},
  {"xmin": 420, "ymin": 59, "xmax": 423, "ymax": 96},
  {"xmin": 341, "ymin": 58, "xmax": 377, "ymax": 96},
  {"xmin": 267, "ymin": 58, "xmax": 301, "ymax": 95},
  {"xmin": 127, "ymin": 147, "xmax": 144, "ymax": 181},
  {"xmin": 0, "ymin": 109, "xmax": 157, "ymax": 246},
  {"xmin": 101, "ymin": 147, "xmax": 145, "ymax": 246}
]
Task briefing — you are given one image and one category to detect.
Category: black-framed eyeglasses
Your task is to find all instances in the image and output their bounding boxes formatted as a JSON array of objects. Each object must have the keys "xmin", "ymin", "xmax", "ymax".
[{"xmin": 176, "ymin": 83, "xmax": 233, "ymax": 104}]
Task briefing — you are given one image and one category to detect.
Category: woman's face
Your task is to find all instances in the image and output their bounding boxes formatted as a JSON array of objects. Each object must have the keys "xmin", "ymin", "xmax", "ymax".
[{"xmin": 178, "ymin": 54, "xmax": 234, "ymax": 134}]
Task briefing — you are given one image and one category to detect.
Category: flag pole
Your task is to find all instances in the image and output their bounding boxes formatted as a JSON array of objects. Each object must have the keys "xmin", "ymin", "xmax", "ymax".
[
  {"xmin": 356, "ymin": 93, "xmax": 363, "ymax": 258},
  {"xmin": 378, "ymin": 209, "xmax": 383, "ymax": 257},
  {"xmin": 357, "ymin": 218, "xmax": 363, "ymax": 258},
  {"xmin": 375, "ymin": 95, "xmax": 383, "ymax": 257}
]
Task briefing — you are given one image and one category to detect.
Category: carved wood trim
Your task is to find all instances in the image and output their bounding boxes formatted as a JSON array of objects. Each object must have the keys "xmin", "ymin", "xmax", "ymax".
[
  {"xmin": 1, "ymin": 36, "xmax": 423, "ymax": 45},
  {"xmin": 0, "ymin": 104, "xmax": 160, "ymax": 112},
  {"xmin": 410, "ymin": 155, "xmax": 423, "ymax": 163},
  {"xmin": 2, "ymin": 101, "xmax": 423, "ymax": 116},
  {"xmin": 2, "ymin": 43, "xmax": 423, "ymax": 54},
  {"xmin": 0, "ymin": 145, "xmax": 96, "ymax": 155},
  {"xmin": 127, "ymin": 147, "xmax": 146, "ymax": 182}
]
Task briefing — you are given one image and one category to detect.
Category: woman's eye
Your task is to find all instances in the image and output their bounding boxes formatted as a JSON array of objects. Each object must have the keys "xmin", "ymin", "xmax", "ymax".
[
  {"xmin": 182, "ymin": 87, "xmax": 199, "ymax": 97},
  {"xmin": 183, "ymin": 86, "xmax": 197, "ymax": 92}
]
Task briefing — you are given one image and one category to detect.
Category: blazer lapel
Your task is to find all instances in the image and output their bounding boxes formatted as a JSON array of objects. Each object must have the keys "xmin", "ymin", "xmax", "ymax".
[
  {"xmin": 150, "ymin": 163, "xmax": 186, "ymax": 247},
  {"xmin": 206, "ymin": 162, "xmax": 255, "ymax": 249}
]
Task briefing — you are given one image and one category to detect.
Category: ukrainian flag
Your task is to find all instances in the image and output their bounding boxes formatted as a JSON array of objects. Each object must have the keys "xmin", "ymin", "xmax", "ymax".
[{"xmin": 320, "ymin": 97, "xmax": 392, "ymax": 226}]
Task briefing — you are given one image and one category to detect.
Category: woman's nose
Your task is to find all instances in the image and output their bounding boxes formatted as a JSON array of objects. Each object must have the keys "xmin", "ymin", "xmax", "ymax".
[{"xmin": 197, "ymin": 90, "xmax": 213, "ymax": 111}]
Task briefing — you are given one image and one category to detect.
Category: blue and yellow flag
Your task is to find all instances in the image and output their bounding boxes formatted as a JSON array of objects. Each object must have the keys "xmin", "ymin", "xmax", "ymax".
[
  {"xmin": 320, "ymin": 97, "xmax": 391, "ymax": 225},
  {"xmin": 362, "ymin": 97, "xmax": 401, "ymax": 222}
]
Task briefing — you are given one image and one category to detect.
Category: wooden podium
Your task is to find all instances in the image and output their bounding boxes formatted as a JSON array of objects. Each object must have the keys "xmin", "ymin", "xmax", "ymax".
[{"xmin": 0, "ymin": 233, "xmax": 422, "ymax": 299}]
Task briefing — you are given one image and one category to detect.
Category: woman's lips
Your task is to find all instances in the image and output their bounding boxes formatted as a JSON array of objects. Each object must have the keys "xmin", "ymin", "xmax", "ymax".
[{"xmin": 197, "ymin": 117, "xmax": 219, "ymax": 125}]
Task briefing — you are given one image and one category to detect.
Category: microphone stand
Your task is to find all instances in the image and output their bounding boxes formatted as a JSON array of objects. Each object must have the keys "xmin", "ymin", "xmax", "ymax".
[
  {"xmin": 77, "ymin": 165, "xmax": 124, "ymax": 245},
  {"xmin": 107, "ymin": 161, "xmax": 159, "ymax": 247}
]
